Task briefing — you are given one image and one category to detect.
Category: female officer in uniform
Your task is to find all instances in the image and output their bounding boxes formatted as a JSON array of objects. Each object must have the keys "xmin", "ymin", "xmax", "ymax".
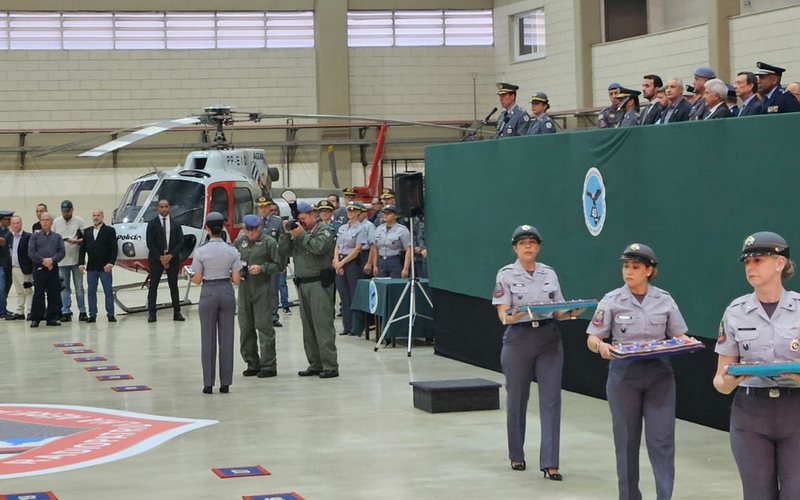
[
  {"xmin": 492, "ymin": 225, "xmax": 578, "ymax": 480},
  {"xmin": 333, "ymin": 201, "xmax": 367, "ymax": 335},
  {"xmin": 188, "ymin": 212, "xmax": 241, "ymax": 394},
  {"xmin": 586, "ymin": 243, "xmax": 689, "ymax": 500},
  {"xmin": 370, "ymin": 204, "xmax": 411, "ymax": 278},
  {"xmin": 713, "ymin": 231, "xmax": 800, "ymax": 500}
]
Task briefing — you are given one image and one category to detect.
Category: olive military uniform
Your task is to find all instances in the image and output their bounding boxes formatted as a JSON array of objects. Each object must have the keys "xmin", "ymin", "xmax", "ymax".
[
  {"xmin": 234, "ymin": 228, "xmax": 281, "ymax": 374},
  {"xmin": 587, "ymin": 244, "xmax": 687, "ymax": 500},
  {"xmin": 279, "ymin": 219, "xmax": 338, "ymax": 373}
]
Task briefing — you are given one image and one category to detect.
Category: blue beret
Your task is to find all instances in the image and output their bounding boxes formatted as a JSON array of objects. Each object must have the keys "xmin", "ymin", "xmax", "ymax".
[
  {"xmin": 694, "ymin": 66, "xmax": 716, "ymax": 79},
  {"xmin": 607, "ymin": 82, "xmax": 621, "ymax": 91},
  {"xmin": 296, "ymin": 202, "xmax": 314, "ymax": 214},
  {"xmin": 243, "ymin": 214, "xmax": 261, "ymax": 229}
]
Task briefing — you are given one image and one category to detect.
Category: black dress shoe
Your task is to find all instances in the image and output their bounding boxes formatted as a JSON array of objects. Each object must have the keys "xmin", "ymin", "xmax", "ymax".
[
  {"xmin": 219, "ymin": 385, "xmax": 229, "ymax": 394},
  {"xmin": 30, "ymin": 320, "xmax": 40, "ymax": 328},
  {"xmin": 4, "ymin": 313, "xmax": 16, "ymax": 321},
  {"xmin": 147, "ymin": 315, "xmax": 157, "ymax": 323},
  {"xmin": 338, "ymin": 331, "xmax": 350, "ymax": 336},
  {"xmin": 46, "ymin": 320, "xmax": 61, "ymax": 326},
  {"xmin": 60, "ymin": 315, "xmax": 72, "ymax": 322},
  {"xmin": 173, "ymin": 313, "xmax": 185, "ymax": 321},
  {"xmin": 202, "ymin": 386, "xmax": 213, "ymax": 394},
  {"xmin": 79, "ymin": 312, "xmax": 88, "ymax": 322},
  {"xmin": 85, "ymin": 317, "xmax": 97, "ymax": 323},
  {"xmin": 13, "ymin": 313, "xmax": 25, "ymax": 320},
  {"xmin": 257, "ymin": 369, "xmax": 277, "ymax": 378},
  {"xmin": 108, "ymin": 316, "xmax": 117, "ymax": 322},
  {"xmin": 298, "ymin": 368, "xmax": 321, "ymax": 377},
  {"xmin": 273, "ymin": 320, "xmax": 282, "ymax": 327},
  {"xmin": 318, "ymin": 370, "xmax": 339, "ymax": 379},
  {"xmin": 242, "ymin": 368, "xmax": 260, "ymax": 377}
]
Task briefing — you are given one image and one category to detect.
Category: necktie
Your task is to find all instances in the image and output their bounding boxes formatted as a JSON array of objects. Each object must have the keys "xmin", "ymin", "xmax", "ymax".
[{"xmin": 162, "ymin": 217, "xmax": 169, "ymax": 250}]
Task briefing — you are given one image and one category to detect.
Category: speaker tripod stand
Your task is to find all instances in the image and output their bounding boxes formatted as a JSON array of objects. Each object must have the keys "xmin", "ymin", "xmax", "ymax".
[{"xmin": 373, "ymin": 217, "xmax": 432, "ymax": 356}]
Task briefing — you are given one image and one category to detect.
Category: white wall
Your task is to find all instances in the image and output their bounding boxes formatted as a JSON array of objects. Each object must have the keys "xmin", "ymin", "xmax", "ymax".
[
  {"xmin": 741, "ymin": 0, "xmax": 800, "ymax": 14},
  {"xmin": 730, "ymin": 4, "xmax": 800, "ymax": 83},
  {"xmin": 493, "ymin": 0, "xmax": 577, "ymax": 112},
  {"xmin": 591, "ymin": 24, "xmax": 709, "ymax": 106},
  {"xmin": 0, "ymin": 49, "xmax": 317, "ymax": 129},
  {"xmin": 349, "ymin": 46, "xmax": 496, "ymax": 121}
]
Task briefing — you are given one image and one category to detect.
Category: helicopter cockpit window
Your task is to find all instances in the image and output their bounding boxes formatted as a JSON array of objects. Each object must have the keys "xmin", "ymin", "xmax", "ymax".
[
  {"xmin": 141, "ymin": 179, "xmax": 205, "ymax": 229},
  {"xmin": 112, "ymin": 179, "xmax": 156, "ymax": 224},
  {"xmin": 210, "ymin": 187, "xmax": 229, "ymax": 220},
  {"xmin": 233, "ymin": 187, "xmax": 253, "ymax": 225}
]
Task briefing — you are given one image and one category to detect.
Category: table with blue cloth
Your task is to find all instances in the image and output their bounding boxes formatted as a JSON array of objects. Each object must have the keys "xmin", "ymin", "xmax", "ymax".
[{"xmin": 350, "ymin": 278, "xmax": 433, "ymax": 340}]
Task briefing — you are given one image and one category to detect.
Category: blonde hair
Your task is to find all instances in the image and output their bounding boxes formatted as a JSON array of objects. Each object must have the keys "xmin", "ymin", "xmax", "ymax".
[{"xmin": 782, "ymin": 258, "xmax": 796, "ymax": 280}]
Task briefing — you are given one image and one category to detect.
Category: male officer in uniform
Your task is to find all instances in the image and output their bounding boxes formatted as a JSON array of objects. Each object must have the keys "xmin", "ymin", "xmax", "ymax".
[
  {"xmin": 234, "ymin": 214, "xmax": 281, "ymax": 378},
  {"xmin": 332, "ymin": 188, "xmax": 354, "ymax": 234},
  {"xmin": 0, "ymin": 210, "xmax": 13, "ymax": 318},
  {"xmin": 256, "ymin": 196, "xmax": 284, "ymax": 328},
  {"xmin": 495, "ymin": 82, "xmax": 531, "ymax": 138},
  {"xmin": 278, "ymin": 202, "xmax": 339, "ymax": 379},
  {"xmin": 527, "ymin": 92, "xmax": 557, "ymax": 135},
  {"xmin": 615, "ymin": 87, "xmax": 641, "ymax": 127},
  {"xmin": 598, "ymin": 83, "xmax": 622, "ymax": 128},
  {"xmin": 689, "ymin": 66, "xmax": 716, "ymax": 120},
  {"xmin": 754, "ymin": 61, "xmax": 800, "ymax": 113}
]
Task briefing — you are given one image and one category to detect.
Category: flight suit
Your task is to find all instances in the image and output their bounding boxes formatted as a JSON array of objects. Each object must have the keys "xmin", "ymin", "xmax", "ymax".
[
  {"xmin": 492, "ymin": 260, "xmax": 564, "ymax": 472},
  {"xmin": 234, "ymin": 232, "xmax": 281, "ymax": 373},
  {"xmin": 716, "ymin": 290, "xmax": 800, "ymax": 500},
  {"xmin": 279, "ymin": 221, "xmax": 338, "ymax": 372},
  {"xmin": 193, "ymin": 239, "xmax": 240, "ymax": 388},
  {"xmin": 261, "ymin": 214, "xmax": 284, "ymax": 324},
  {"xmin": 587, "ymin": 285, "xmax": 688, "ymax": 500}
]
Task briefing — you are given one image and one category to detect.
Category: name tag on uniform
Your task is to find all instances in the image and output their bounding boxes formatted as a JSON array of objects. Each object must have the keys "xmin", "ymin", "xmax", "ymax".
[
  {"xmin": 617, "ymin": 315, "xmax": 632, "ymax": 320},
  {"xmin": 737, "ymin": 327, "xmax": 756, "ymax": 331}
]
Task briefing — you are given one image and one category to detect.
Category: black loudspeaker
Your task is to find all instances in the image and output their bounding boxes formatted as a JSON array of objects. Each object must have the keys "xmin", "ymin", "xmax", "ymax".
[{"xmin": 394, "ymin": 171, "xmax": 424, "ymax": 217}]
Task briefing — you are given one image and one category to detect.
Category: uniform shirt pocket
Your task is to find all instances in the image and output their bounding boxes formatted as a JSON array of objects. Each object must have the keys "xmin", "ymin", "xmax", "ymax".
[{"xmin": 735, "ymin": 329, "xmax": 769, "ymax": 362}]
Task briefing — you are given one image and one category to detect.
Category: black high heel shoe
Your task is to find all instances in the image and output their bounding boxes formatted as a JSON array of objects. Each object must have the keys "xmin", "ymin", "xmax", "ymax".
[
  {"xmin": 541, "ymin": 468, "xmax": 563, "ymax": 481},
  {"xmin": 510, "ymin": 460, "xmax": 526, "ymax": 471}
]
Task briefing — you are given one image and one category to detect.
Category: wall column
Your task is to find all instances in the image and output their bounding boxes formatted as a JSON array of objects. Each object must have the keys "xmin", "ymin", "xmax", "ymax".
[
  {"xmin": 573, "ymin": 0, "xmax": 602, "ymax": 110},
  {"xmin": 708, "ymin": 0, "xmax": 739, "ymax": 82}
]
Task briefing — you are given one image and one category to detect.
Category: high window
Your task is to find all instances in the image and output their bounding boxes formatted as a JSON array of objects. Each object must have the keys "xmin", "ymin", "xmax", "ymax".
[
  {"xmin": 347, "ymin": 10, "xmax": 493, "ymax": 47},
  {"xmin": 511, "ymin": 8, "xmax": 546, "ymax": 62}
]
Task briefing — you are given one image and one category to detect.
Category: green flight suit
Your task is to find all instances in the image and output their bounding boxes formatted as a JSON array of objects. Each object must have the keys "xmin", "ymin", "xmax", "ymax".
[
  {"xmin": 278, "ymin": 221, "xmax": 337, "ymax": 371},
  {"xmin": 234, "ymin": 232, "xmax": 281, "ymax": 371}
]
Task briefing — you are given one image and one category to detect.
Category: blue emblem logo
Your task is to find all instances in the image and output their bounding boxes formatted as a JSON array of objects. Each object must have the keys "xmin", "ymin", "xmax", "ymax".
[
  {"xmin": 583, "ymin": 167, "xmax": 606, "ymax": 236},
  {"xmin": 368, "ymin": 280, "xmax": 379, "ymax": 314}
]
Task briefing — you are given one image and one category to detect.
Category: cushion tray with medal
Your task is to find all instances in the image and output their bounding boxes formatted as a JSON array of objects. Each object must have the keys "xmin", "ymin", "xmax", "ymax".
[
  {"xmin": 727, "ymin": 362, "xmax": 800, "ymax": 377},
  {"xmin": 505, "ymin": 299, "xmax": 599, "ymax": 316},
  {"xmin": 609, "ymin": 337, "xmax": 705, "ymax": 360}
]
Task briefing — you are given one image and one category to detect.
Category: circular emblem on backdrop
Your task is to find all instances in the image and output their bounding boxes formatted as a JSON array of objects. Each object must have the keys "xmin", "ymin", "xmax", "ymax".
[
  {"xmin": 583, "ymin": 167, "xmax": 607, "ymax": 236},
  {"xmin": 368, "ymin": 279, "xmax": 379, "ymax": 314}
]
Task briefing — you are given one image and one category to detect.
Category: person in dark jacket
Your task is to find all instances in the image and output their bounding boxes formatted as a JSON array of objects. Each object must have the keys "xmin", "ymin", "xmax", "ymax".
[
  {"xmin": 145, "ymin": 199, "xmax": 185, "ymax": 322},
  {"xmin": 28, "ymin": 212, "xmax": 65, "ymax": 327},
  {"xmin": 79, "ymin": 209, "xmax": 118, "ymax": 323}
]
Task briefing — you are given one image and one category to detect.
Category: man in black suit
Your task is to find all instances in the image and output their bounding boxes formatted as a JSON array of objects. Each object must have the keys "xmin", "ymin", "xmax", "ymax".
[
  {"xmin": 145, "ymin": 199, "xmax": 185, "ymax": 322},
  {"xmin": 6, "ymin": 215, "xmax": 33, "ymax": 320},
  {"xmin": 735, "ymin": 72, "xmax": 763, "ymax": 117},
  {"xmin": 79, "ymin": 209, "xmax": 118, "ymax": 323},
  {"xmin": 660, "ymin": 78, "xmax": 692, "ymax": 124},
  {"xmin": 638, "ymin": 74, "xmax": 663, "ymax": 125},
  {"xmin": 702, "ymin": 78, "xmax": 733, "ymax": 120}
]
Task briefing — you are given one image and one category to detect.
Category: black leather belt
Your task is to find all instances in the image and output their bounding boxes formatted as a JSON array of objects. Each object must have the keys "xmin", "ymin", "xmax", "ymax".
[
  {"xmin": 203, "ymin": 278, "xmax": 229, "ymax": 283},
  {"xmin": 742, "ymin": 386, "xmax": 800, "ymax": 398},
  {"xmin": 514, "ymin": 317, "xmax": 555, "ymax": 328},
  {"xmin": 294, "ymin": 276, "xmax": 321, "ymax": 285}
]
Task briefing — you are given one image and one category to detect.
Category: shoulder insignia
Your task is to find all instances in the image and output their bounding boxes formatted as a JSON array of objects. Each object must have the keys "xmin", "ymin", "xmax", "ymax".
[
  {"xmin": 591, "ymin": 310, "xmax": 605, "ymax": 326},
  {"xmin": 545, "ymin": 121, "xmax": 553, "ymax": 129},
  {"xmin": 493, "ymin": 282, "xmax": 505, "ymax": 298},
  {"xmin": 716, "ymin": 321, "xmax": 726, "ymax": 345},
  {"xmin": 523, "ymin": 115, "xmax": 530, "ymax": 122}
]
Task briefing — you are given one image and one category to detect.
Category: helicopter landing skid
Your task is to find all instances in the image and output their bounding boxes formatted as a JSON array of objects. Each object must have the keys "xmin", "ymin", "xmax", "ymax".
[{"xmin": 112, "ymin": 279, "xmax": 194, "ymax": 314}]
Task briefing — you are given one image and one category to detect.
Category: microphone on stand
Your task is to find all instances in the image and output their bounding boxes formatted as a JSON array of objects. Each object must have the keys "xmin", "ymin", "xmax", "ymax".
[{"xmin": 482, "ymin": 107, "xmax": 498, "ymax": 125}]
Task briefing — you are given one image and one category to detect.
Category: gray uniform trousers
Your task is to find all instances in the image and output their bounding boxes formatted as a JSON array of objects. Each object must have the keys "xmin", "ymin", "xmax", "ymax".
[
  {"xmin": 500, "ymin": 323, "xmax": 562, "ymax": 469},
  {"xmin": 270, "ymin": 272, "xmax": 280, "ymax": 322},
  {"xmin": 334, "ymin": 258, "xmax": 360, "ymax": 333},
  {"xmin": 606, "ymin": 358, "xmax": 675, "ymax": 500},
  {"xmin": 199, "ymin": 280, "xmax": 236, "ymax": 387},
  {"xmin": 730, "ymin": 391, "xmax": 800, "ymax": 500},
  {"xmin": 377, "ymin": 255, "xmax": 404, "ymax": 278},
  {"xmin": 297, "ymin": 280, "xmax": 338, "ymax": 371}
]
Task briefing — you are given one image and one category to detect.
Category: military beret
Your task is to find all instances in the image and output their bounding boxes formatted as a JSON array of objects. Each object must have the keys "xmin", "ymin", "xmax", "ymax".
[
  {"xmin": 511, "ymin": 225, "xmax": 541, "ymax": 245},
  {"xmin": 740, "ymin": 231, "xmax": 790, "ymax": 261},
  {"xmin": 608, "ymin": 82, "xmax": 621, "ymax": 91},
  {"xmin": 206, "ymin": 212, "xmax": 224, "ymax": 223},
  {"xmin": 61, "ymin": 200, "xmax": 73, "ymax": 210},
  {"xmin": 256, "ymin": 196, "xmax": 270, "ymax": 206},
  {"xmin": 530, "ymin": 92, "xmax": 549, "ymax": 103},
  {"xmin": 315, "ymin": 200, "xmax": 335, "ymax": 211},
  {"xmin": 620, "ymin": 243, "xmax": 658, "ymax": 267},
  {"xmin": 496, "ymin": 82, "xmax": 520, "ymax": 95},
  {"xmin": 382, "ymin": 204, "xmax": 398, "ymax": 214},
  {"xmin": 694, "ymin": 66, "xmax": 717, "ymax": 79},
  {"xmin": 296, "ymin": 202, "xmax": 314, "ymax": 214},
  {"xmin": 243, "ymin": 214, "xmax": 261, "ymax": 229},
  {"xmin": 754, "ymin": 61, "xmax": 785, "ymax": 76}
]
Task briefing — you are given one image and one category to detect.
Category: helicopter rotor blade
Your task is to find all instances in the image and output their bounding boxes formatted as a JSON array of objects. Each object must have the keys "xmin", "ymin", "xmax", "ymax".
[
  {"xmin": 78, "ymin": 116, "xmax": 202, "ymax": 157},
  {"xmin": 249, "ymin": 112, "xmax": 483, "ymax": 134}
]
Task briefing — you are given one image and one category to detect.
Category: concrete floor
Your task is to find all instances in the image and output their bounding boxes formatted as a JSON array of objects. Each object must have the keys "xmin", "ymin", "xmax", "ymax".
[{"xmin": 0, "ymin": 280, "xmax": 743, "ymax": 499}]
